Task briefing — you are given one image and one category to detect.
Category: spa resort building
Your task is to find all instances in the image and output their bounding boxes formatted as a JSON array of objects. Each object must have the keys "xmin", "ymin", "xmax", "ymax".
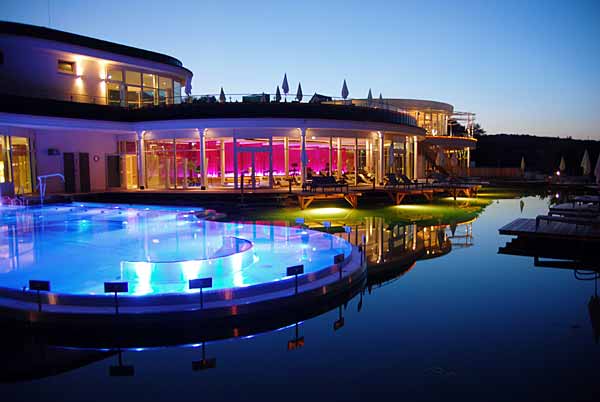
[{"xmin": 0, "ymin": 21, "xmax": 476, "ymax": 196}]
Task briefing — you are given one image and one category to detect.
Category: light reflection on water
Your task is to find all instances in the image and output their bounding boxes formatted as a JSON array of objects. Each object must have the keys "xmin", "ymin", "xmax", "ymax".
[
  {"xmin": 1, "ymin": 196, "xmax": 599, "ymax": 401},
  {"xmin": 0, "ymin": 203, "xmax": 351, "ymax": 294}
]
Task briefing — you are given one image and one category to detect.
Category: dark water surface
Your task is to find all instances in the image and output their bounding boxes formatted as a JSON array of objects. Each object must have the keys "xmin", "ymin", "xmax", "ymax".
[{"xmin": 1, "ymin": 196, "xmax": 599, "ymax": 401}]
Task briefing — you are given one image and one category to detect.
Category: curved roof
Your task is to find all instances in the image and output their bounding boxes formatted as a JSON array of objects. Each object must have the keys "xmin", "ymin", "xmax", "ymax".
[
  {"xmin": 0, "ymin": 21, "xmax": 190, "ymax": 73},
  {"xmin": 382, "ymin": 99, "xmax": 454, "ymax": 114}
]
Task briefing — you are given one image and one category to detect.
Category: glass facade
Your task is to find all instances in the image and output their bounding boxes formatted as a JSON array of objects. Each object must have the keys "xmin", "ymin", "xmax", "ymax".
[
  {"xmin": 106, "ymin": 67, "xmax": 182, "ymax": 107},
  {"xmin": 129, "ymin": 133, "xmax": 416, "ymax": 190},
  {"xmin": 411, "ymin": 111, "xmax": 448, "ymax": 136}
]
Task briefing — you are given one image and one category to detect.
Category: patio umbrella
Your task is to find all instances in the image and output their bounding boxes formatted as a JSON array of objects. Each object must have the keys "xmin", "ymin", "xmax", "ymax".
[
  {"xmin": 559, "ymin": 156, "xmax": 566, "ymax": 172},
  {"xmin": 367, "ymin": 88, "xmax": 373, "ymax": 101},
  {"xmin": 296, "ymin": 82, "xmax": 303, "ymax": 102},
  {"xmin": 595, "ymin": 154, "xmax": 600, "ymax": 184},
  {"xmin": 520, "ymin": 156, "xmax": 526, "ymax": 172},
  {"xmin": 341, "ymin": 79, "xmax": 349, "ymax": 100},
  {"xmin": 581, "ymin": 149, "xmax": 591, "ymax": 175},
  {"xmin": 275, "ymin": 86, "xmax": 282, "ymax": 102},
  {"xmin": 282, "ymin": 73, "xmax": 289, "ymax": 97},
  {"xmin": 219, "ymin": 87, "xmax": 226, "ymax": 103}
]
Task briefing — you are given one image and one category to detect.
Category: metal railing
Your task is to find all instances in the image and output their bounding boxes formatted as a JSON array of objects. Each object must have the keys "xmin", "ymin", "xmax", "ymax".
[{"xmin": 1, "ymin": 89, "xmax": 418, "ymax": 126}]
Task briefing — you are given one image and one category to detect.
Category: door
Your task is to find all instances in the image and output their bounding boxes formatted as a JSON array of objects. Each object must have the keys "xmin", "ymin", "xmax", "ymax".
[
  {"xmin": 106, "ymin": 155, "xmax": 121, "ymax": 188},
  {"xmin": 79, "ymin": 153, "xmax": 90, "ymax": 193},
  {"xmin": 63, "ymin": 153, "xmax": 75, "ymax": 193},
  {"xmin": 236, "ymin": 148, "xmax": 272, "ymax": 189}
]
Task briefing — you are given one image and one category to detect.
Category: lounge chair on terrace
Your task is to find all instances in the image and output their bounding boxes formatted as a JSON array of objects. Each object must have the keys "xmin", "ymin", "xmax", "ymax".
[
  {"xmin": 308, "ymin": 176, "xmax": 348, "ymax": 193},
  {"xmin": 358, "ymin": 173, "xmax": 373, "ymax": 184},
  {"xmin": 384, "ymin": 173, "xmax": 401, "ymax": 188},
  {"xmin": 399, "ymin": 174, "xmax": 425, "ymax": 189}
]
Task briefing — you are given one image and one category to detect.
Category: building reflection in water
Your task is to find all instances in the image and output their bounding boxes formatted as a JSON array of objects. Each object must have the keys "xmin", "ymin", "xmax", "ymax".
[{"xmin": 0, "ymin": 208, "xmax": 477, "ymax": 383}]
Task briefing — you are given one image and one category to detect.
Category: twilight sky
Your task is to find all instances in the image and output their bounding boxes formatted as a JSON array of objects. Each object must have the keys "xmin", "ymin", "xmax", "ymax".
[{"xmin": 1, "ymin": 0, "xmax": 599, "ymax": 138}]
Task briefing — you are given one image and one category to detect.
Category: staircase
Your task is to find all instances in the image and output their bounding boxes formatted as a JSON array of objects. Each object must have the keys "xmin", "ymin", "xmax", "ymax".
[{"xmin": 423, "ymin": 145, "xmax": 451, "ymax": 176}]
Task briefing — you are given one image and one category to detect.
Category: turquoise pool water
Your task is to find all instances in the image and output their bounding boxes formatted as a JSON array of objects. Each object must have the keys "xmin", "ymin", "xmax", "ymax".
[{"xmin": 0, "ymin": 203, "xmax": 352, "ymax": 295}]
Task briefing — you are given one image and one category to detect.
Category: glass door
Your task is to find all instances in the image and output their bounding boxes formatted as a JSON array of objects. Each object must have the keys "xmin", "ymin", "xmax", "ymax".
[{"xmin": 10, "ymin": 137, "xmax": 33, "ymax": 194}]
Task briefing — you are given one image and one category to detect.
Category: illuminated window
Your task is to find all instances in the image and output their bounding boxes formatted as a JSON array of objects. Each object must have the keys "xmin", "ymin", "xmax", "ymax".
[
  {"xmin": 159, "ymin": 77, "xmax": 173, "ymax": 104},
  {"xmin": 125, "ymin": 71, "xmax": 141, "ymax": 86},
  {"xmin": 107, "ymin": 82, "xmax": 122, "ymax": 106},
  {"xmin": 143, "ymin": 73, "xmax": 157, "ymax": 88},
  {"xmin": 107, "ymin": 68, "xmax": 123, "ymax": 82},
  {"xmin": 174, "ymin": 81, "xmax": 182, "ymax": 104},
  {"xmin": 57, "ymin": 60, "xmax": 75, "ymax": 74},
  {"xmin": 159, "ymin": 77, "xmax": 173, "ymax": 89},
  {"xmin": 127, "ymin": 86, "xmax": 141, "ymax": 107}
]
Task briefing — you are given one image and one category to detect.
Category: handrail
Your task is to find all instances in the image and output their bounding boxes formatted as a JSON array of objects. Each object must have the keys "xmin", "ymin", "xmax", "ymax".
[
  {"xmin": 0, "ymin": 89, "xmax": 418, "ymax": 125},
  {"xmin": 37, "ymin": 174, "xmax": 65, "ymax": 206}
]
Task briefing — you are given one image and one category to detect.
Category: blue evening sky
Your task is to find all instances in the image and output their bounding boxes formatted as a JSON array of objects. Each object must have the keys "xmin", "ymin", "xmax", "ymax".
[{"xmin": 1, "ymin": 0, "xmax": 599, "ymax": 138}]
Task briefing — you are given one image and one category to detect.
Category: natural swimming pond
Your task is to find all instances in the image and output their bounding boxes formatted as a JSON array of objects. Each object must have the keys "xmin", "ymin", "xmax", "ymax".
[{"xmin": 1, "ymin": 194, "xmax": 598, "ymax": 401}]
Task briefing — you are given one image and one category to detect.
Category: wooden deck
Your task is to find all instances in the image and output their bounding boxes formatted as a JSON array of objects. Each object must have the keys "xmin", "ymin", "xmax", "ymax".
[
  {"xmin": 383, "ymin": 184, "xmax": 481, "ymax": 205},
  {"xmin": 384, "ymin": 188, "xmax": 434, "ymax": 205},
  {"xmin": 499, "ymin": 218, "xmax": 600, "ymax": 241},
  {"xmin": 296, "ymin": 191, "xmax": 361, "ymax": 210}
]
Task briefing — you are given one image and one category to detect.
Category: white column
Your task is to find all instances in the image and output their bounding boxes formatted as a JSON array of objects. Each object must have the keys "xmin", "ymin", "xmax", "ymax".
[
  {"xmin": 300, "ymin": 128, "xmax": 307, "ymax": 183},
  {"xmin": 284, "ymin": 137, "xmax": 289, "ymax": 177},
  {"xmin": 378, "ymin": 131, "xmax": 384, "ymax": 184},
  {"xmin": 413, "ymin": 136, "xmax": 418, "ymax": 179},
  {"xmin": 365, "ymin": 139, "xmax": 370, "ymax": 173},
  {"xmin": 405, "ymin": 137, "xmax": 410, "ymax": 177},
  {"xmin": 199, "ymin": 128, "xmax": 206, "ymax": 188},
  {"xmin": 233, "ymin": 136, "xmax": 238, "ymax": 189},
  {"xmin": 136, "ymin": 130, "xmax": 146, "ymax": 189},
  {"xmin": 7, "ymin": 136, "xmax": 14, "ymax": 189},
  {"xmin": 220, "ymin": 140, "xmax": 225, "ymax": 185},
  {"xmin": 172, "ymin": 138, "xmax": 177, "ymax": 189},
  {"xmin": 251, "ymin": 152, "xmax": 256, "ymax": 190},
  {"xmin": 336, "ymin": 137, "xmax": 342, "ymax": 179},
  {"xmin": 183, "ymin": 157, "xmax": 188, "ymax": 189},
  {"xmin": 354, "ymin": 137, "xmax": 358, "ymax": 185},
  {"xmin": 268, "ymin": 136, "xmax": 274, "ymax": 187},
  {"xmin": 389, "ymin": 139, "xmax": 394, "ymax": 174},
  {"xmin": 466, "ymin": 147, "xmax": 471, "ymax": 176},
  {"xmin": 329, "ymin": 137, "xmax": 333, "ymax": 175}
]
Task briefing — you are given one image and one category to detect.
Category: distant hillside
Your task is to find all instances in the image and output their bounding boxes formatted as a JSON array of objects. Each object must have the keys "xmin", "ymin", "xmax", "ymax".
[{"xmin": 471, "ymin": 134, "xmax": 600, "ymax": 175}]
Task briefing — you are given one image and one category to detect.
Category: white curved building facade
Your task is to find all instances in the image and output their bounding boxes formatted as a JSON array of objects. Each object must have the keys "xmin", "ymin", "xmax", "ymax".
[{"xmin": 0, "ymin": 21, "xmax": 475, "ymax": 196}]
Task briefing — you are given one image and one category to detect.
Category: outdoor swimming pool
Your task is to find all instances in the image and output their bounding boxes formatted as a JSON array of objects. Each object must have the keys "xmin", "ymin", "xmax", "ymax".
[{"xmin": 0, "ymin": 203, "xmax": 353, "ymax": 296}]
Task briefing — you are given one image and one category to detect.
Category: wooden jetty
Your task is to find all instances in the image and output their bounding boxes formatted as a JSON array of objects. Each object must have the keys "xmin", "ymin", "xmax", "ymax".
[{"xmin": 499, "ymin": 218, "xmax": 600, "ymax": 241}]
